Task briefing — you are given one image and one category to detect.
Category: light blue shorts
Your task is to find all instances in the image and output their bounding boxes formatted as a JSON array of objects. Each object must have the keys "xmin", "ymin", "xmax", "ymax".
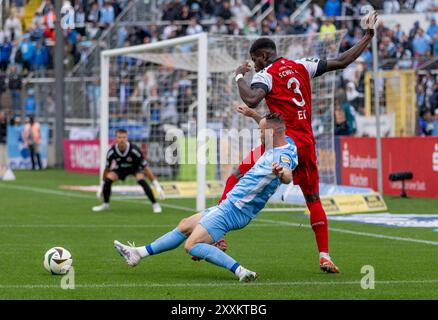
[{"xmin": 198, "ymin": 199, "xmax": 252, "ymax": 243}]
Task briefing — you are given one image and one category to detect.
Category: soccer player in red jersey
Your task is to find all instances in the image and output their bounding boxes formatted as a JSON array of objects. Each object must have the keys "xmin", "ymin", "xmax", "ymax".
[{"xmin": 216, "ymin": 12, "xmax": 379, "ymax": 273}]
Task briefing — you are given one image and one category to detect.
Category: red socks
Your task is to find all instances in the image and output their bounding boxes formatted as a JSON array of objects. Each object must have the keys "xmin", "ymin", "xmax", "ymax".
[{"xmin": 307, "ymin": 199, "xmax": 329, "ymax": 254}]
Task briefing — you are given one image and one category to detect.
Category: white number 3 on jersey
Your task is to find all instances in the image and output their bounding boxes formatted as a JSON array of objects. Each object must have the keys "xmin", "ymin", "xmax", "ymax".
[{"xmin": 287, "ymin": 77, "xmax": 305, "ymax": 107}]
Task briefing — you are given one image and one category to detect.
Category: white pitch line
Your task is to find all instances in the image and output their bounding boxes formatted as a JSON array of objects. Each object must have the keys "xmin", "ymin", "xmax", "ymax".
[
  {"xmin": 1, "ymin": 279, "xmax": 438, "ymax": 289},
  {"xmin": 256, "ymin": 218, "xmax": 438, "ymax": 246}
]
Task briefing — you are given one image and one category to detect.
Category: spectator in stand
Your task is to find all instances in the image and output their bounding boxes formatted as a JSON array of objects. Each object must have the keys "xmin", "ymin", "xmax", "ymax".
[
  {"xmin": 186, "ymin": 18, "xmax": 203, "ymax": 36},
  {"xmin": 75, "ymin": 4, "xmax": 87, "ymax": 36},
  {"xmin": 383, "ymin": 0, "xmax": 401, "ymax": 13},
  {"xmin": 32, "ymin": 40, "xmax": 50, "ymax": 73},
  {"xmin": 19, "ymin": 34, "xmax": 37, "ymax": 74},
  {"xmin": 88, "ymin": 2, "xmax": 100, "ymax": 24},
  {"xmin": 4, "ymin": 9, "xmax": 23, "ymax": 42},
  {"xmin": 190, "ymin": 3, "xmax": 203, "ymax": 21},
  {"xmin": 24, "ymin": 88, "xmax": 37, "ymax": 116},
  {"xmin": 177, "ymin": 5, "xmax": 191, "ymax": 21},
  {"xmin": 162, "ymin": 1, "xmax": 180, "ymax": 21},
  {"xmin": 415, "ymin": 0, "xmax": 438, "ymax": 12},
  {"xmin": 320, "ymin": 16, "xmax": 337, "ymax": 41},
  {"xmin": 0, "ymin": 39, "xmax": 12, "ymax": 72},
  {"xmin": 324, "ymin": 0, "xmax": 341, "ymax": 17},
  {"xmin": 417, "ymin": 84, "xmax": 427, "ymax": 111},
  {"xmin": 44, "ymin": 2, "xmax": 56, "ymax": 30},
  {"xmin": 380, "ymin": 36, "xmax": 397, "ymax": 59},
  {"xmin": 334, "ymin": 100, "xmax": 350, "ymax": 136},
  {"xmin": 231, "ymin": 0, "xmax": 252, "ymax": 29},
  {"xmin": 31, "ymin": 11, "xmax": 44, "ymax": 26},
  {"xmin": 13, "ymin": 0, "xmax": 25, "ymax": 17},
  {"xmin": 211, "ymin": 0, "xmax": 224, "ymax": 17},
  {"xmin": 393, "ymin": 23, "xmax": 403, "ymax": 43},
  {"xmin": 162, "ymin": 21, "xmax": 179, "ymax": 40},
  {"xmin": 100, "ymin": 1, "xmax": 115, "ymax": 26},
  {"xmin": 413, "ymin": 28, "xmax": 432, "ymax": 57},
  {"xmin": 433, "ymin": 29, "xmax": 438, "ymax": 56},
  {"xmin": 228, "ymin": 20, "xmax": 242, "ymax": 36},
  {"xmin": 428, "ymin": 82, "xmax": 438, "ymax": 114},
  {"xmin": 218, "ymin": 1, "xmax": 232, "ymax": 20},
  {"xmin": 418, "ymin": 109, "xmax": 435, "ymax": 135},
  {"xmin": 427, "ymin": 17, "xmax": 438, "ymax": 38},
  {"xmin": 8, "ymin": 65, "xmax": 22, "ymax": 115},
  {"xmin": 210, "ymin": 17, "xmax": 229, "ymax": 34}
]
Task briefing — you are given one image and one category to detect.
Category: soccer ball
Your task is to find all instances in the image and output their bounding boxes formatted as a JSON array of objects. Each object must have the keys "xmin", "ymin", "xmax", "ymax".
[{"xmin": 43, "ymin": 247, "xmax": 73, "ymax": 275}]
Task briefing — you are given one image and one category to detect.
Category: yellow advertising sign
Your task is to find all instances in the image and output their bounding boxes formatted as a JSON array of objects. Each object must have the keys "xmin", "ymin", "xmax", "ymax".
[{"xmin": 305, "ymin": 193, "xmax": 387, "ymax": 215}]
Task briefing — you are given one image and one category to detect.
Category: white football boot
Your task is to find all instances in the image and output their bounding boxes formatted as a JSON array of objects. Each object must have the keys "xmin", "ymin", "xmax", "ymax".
[
  {"xmin": 92, "ymin": 203, "xmax": 109, "ymax": 212},
  {"xmin": 152, "ymin": 203, "xmax": 162, "ymax": 213},
  {"xmin": 113, "ymin": 240, "xmax": 141, "ymax": 267},
  {"xmin": 235, "ymin": 266, "xmax": 258, "ymax": 282}
]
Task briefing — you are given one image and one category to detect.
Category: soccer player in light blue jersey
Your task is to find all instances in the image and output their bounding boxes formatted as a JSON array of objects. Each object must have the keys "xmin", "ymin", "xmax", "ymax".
[{"xmin": 114, "ymin": 113, "xmax": 298, "ymax": 282}]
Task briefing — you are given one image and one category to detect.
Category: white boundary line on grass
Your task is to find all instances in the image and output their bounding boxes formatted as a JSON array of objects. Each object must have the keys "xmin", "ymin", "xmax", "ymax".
[
  {"xmin": 1, "ymin": 279, "xmax": 438, "ymax": 289},
  {"xmin": 1, "ymin": 183, "xmax": 438, "ymax": 246},
  {"xmin": 256, "ymin": 219, "xmax": 438, "ymax": 246}
]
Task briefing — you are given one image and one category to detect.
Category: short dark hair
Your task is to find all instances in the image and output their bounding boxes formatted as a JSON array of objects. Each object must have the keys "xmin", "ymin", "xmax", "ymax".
[
  {"xmin": 265, "ymin": 112, "xmax": 285, "ymax": 132},
  {"xmin": 250, "ymin": 38, "xmax": 277, "ymax": 55},
  {"xmin": 116, "ymin": 128, "xmax": 128, "ymax": 135}
]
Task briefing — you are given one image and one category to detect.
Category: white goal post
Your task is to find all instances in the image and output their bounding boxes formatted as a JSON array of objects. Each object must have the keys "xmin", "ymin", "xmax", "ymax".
[
  {"xmin": 99, "ymin": 31, "xmax": 345, "ymax": 212},
  {"xmin": 100, "ymin": 33, "xmax": 208, "ymax": 211}
]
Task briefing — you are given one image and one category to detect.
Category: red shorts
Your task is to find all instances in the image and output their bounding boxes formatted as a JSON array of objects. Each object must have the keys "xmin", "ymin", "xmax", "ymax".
[{"xmin": 238, "ymin": 144, "xmax": 319, "ymax": 196}]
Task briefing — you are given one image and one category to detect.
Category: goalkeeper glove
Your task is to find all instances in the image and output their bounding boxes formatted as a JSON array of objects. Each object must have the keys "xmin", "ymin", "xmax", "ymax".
[{"xmin": 152, "ymin": 179, "xmax": 166, "ymax": 200}]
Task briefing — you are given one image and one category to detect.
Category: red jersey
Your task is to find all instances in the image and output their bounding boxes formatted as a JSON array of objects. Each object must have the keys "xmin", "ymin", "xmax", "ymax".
[{"xmin": 250, "ymin": 57, "xmax": 324, "ymax": 148}]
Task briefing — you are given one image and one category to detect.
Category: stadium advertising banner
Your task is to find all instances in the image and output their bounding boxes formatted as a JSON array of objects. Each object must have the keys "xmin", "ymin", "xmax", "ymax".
[
  {"xmin": 340, "ymin": 137, "xmax": 438, "ymax": 198},
  {"xmin": 64, "ymin": 140, "xmax": 100, "ymax": 174},
  {"xmin": 7, "ymin": 125, "xmax": 49, "ymax": 169}
]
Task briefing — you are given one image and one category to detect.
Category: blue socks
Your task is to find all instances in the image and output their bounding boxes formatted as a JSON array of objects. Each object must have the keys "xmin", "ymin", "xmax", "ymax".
[
  {"xmin": 144, "ymin": 228, "xmax": 187, "ymax": 256},
  {"xmin": 188, "ymin": 243, "xmax": 240, "ymax": 274}
]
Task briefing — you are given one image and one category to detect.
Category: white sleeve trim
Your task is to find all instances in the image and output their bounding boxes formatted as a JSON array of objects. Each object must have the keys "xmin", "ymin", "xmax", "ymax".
[
  {"xmin": 296, "ymin": 57, "xmax": 320, "ymax": 79},
  {"xmin": 250, "ymin": 69, "xmax": 273, "ymax": 92}
]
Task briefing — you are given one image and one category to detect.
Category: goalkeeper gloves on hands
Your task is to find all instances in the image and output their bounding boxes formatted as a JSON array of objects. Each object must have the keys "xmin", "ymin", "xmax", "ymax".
[{"xmin": 152, "ymin": 179, "xmax": 166, "ymax": 200}]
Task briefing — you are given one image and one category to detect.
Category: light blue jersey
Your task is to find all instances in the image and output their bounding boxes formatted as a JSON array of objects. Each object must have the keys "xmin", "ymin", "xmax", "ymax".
[
  {"xmin": 199, "ymin": 141, "xmax": 298, "ymax": 242},
  {"xmin": 225, "ymin": 142, "xmax": 298, "ymax": 219}
]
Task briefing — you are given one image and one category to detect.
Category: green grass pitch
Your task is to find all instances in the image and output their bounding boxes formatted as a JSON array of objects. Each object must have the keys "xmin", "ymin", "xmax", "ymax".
[{"xmin": 0, "ymin": 170, "xmax": 437, "ymax": 300}]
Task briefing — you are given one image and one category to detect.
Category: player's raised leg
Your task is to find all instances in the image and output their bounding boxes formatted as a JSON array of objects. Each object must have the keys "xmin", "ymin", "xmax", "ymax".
[
  {"xmin": 93, "ymin": 171, "xmax": 118, "ymax": 212},
  {"xmin": 114, "ymin": 213, "xmax": 202, "ymax": 266}
]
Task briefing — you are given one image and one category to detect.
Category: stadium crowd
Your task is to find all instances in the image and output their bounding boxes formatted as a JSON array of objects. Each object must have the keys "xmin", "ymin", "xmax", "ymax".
[{"xmin": 0, "ymin": 0, "xmax": 438, "ymax": 142}]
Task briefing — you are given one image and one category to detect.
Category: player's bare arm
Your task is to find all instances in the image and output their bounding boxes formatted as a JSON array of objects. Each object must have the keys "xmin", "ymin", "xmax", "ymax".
[
  {"xmin": 235, "ymin": 62, "xmax": 266, "ymax": 108},
  {"xmin": 272, "ymin": 162, "xmax": 293, "ymax": 184},
  {"xmin": 236, "ymin": 104, "xmax": 263, "ymax": 124},
  {"xmin": 326, "ymin": 11, "xmax": 378, "ymax": 72}
]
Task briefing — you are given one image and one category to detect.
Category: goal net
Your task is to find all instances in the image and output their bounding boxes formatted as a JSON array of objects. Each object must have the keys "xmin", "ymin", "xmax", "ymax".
[{"xmin": 100, "ymin": 31, "xmax": 346, "ymax": 211}]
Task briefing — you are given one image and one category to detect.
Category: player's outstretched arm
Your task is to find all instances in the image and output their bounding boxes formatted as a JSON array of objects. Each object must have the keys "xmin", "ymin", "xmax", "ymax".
[
  {"xmin": 272, "ymin": 162, "xmax": 293, "ymax": 184},
  {"xmin": 236, "ymin": 104, "xmax": 263, "ymax": 124},
  {"xmin": 326, "ymin": 11, "xmax": 378, "ymax": 72},
  {"xmin": 235, "ymin": 62, "xmax": 267, "ymax": 108}
]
